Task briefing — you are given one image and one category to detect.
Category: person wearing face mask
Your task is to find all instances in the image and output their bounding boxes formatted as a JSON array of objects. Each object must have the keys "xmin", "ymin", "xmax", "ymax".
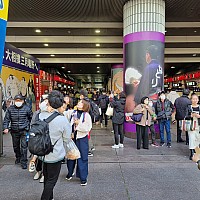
[
  {"xmin": 133, "ymin": 97, "xmax": 154, "ymax": 150},
  {"xmin": 155, "ymin": 91, "xmax": 175, "ymax": 148},
  {"xmin": 3, "ymin": 94, "xmax": 33, "ymax": 169}
]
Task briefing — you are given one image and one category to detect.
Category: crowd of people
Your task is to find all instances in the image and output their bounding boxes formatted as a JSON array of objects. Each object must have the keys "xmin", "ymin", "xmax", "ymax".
[{"xmin": 2, "ymin": 87, "xmax": 200, "ymax": 200}]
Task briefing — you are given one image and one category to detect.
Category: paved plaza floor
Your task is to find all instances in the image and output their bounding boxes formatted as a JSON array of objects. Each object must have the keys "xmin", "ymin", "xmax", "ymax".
[{"xmin": 0, "ymin": 122, "xmax": 200, "ymax": 200}]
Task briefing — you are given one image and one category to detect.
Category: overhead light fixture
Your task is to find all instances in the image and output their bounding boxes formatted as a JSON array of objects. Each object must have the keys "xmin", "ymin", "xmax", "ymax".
[
  {"xmin": 194, "ymin": 30, "xmax": 197, "ymax": 33},
  {"xmin": 96, "ymin": 54, "xmax": 100, "ymax": 57},
  {"xmin": 96, "ymin": 44, "xmax": 100, "ymax": 47},
  {"xmin": 35, "ymin": 29, "xmax": 41, "ymax": 33},
  {"xmin": 97, "ymin": 71, "xmax": 100, "ymax": 73},
  {"xmin": 171, "ymin": 66, "xmax": 175, "ymax": 69},
  {"xmin": 97, "ymin": 66, "xmax": 100, "ymax": 69},
  {"xmin": 61, "ymin": 66, "xmax": 65, "ymax": 69},
  {"xmin": 95, "ymin": 29, "xmax": 101, "ymax": 33},
  {"xmin": 50, "ymin": 54, "xmax": 55, "ymax": 57},
  {"xmin": 193, "ymin": 54, "xmax": 197, "ymax": 56},
  {"xmin": 68, "ymin": 71, "xmax": 71, "ymax": 73},
  {"xmin": 44, "ymin": 43, "xmax": 49, "ymax": 47}
]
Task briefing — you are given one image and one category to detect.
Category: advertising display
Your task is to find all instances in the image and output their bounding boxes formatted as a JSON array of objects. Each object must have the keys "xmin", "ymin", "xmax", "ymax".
[
  {"xmin": 124, "ymin": 32, "xmax": 165, "ymax": 136},
  {"xmin": 0, "ymin": 43, "xmax": 40, "ymax": 114},
  {"xmin": 111, "ymin": 64, "xmax": 123, "ymax": 93},
  {"xmin": 0, "ymin": 0, "xmax": 9, "ymax": 72}
]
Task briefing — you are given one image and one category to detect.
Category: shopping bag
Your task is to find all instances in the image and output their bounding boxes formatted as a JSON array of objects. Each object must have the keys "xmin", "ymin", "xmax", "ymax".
[
  {"xmin": 179, "ymin": 119, "xmax": 197, "ymax": 131},
  {"xmin": 106, "ymin": 104, "xmax": 113, "ymax": 116},
  {"xmin": 99, "ymin": 107, "xmax": 102, "ymax": 115},
  {"xmin": 65, "ymin": 139, "xmax": 81, "ymax": 160}
]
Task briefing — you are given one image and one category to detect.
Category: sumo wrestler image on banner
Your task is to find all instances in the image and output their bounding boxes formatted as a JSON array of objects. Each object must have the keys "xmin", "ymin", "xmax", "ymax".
[
  {"xmin": 112, "ymin": 69, "xmax": 123, "ymax": 93},
  {"xmin": 125, "ymin": 42, "xmax": 164, "ymax": 113},
  {"xmin": 6, "ymin": 74, "xmax": 20, "ymax": 99},
  {"xmin": 19, "ymin": 77, "xmax": 28, "ymax": 97}
]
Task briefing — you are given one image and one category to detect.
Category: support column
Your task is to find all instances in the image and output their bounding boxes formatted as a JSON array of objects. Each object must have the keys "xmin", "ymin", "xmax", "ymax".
[
  {"xmin": 123, "ymin": 0, "xmax": 165, "ymax": 137},
  {"xmin": 111, "ymin": 64, "xmax": 124, "ymax": 93}
]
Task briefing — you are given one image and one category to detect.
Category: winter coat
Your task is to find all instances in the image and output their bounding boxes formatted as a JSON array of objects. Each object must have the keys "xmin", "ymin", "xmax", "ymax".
[
  {"xmin": 3, "ymin": 104, "xmax": 33, "ymax": 132},
  {"xmin": 110, "ymin": 97, "xmax": 126, "ymax": 124},
  {"xmin": 155, "ymin": 99, "xmax": 175, "ymax": 120},
  {"xmin": 167, "ymin": 91, "xmax": 180, "ymax": 104},
  {"xmin": 133, "ymin": 104, "xmax": 154, "ymax": 126},
  {"xmin": 174, "ymin": 95, "xmax": 192, "ymax": 120}
]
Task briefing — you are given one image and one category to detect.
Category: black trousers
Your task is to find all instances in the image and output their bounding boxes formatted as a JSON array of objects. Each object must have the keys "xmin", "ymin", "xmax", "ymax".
[
  {"xmin": 11, "ymin": 131, "xmax": 28, "ymax": 165},
  {"xmin": 100, "ymin": 109, "xmax": 108, "ymax": 126},
  {"xmin": 149, "ymin": 124, "xmax": 156, "ymax": 143},
  {"xmin": 113, "ymin": 123, "xmax": 124, "ymax": 145},
  {"xmin": 177, "ymin": 120, "xmax": 189, "ymax": 142},
  {"xmin": 41, "ymin": 161, "xmax": 62, "ymax": 200},
  {"xmin": 136, "ymin": 124, "xmax": 149, "ymax": 149},
  {"xmin": 36, "ymin": 159, "xmax": 43, "ymax": 172}
]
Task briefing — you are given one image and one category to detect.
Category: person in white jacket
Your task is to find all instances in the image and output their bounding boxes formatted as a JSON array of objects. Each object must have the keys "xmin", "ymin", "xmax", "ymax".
[
  {"xmin": 66, "ymin": 98, "xmax": 92, "ymax": 186},
  {"xmin": 167, "ymin": 88, "xmax": 180, "ymax": 105}
]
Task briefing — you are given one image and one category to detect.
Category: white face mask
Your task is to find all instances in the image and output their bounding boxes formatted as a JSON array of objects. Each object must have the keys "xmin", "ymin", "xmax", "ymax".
[
  {"xmin": 149, "ymin": 102, "xmax": 153, "ymax": 107},
  {"xmin": 39, "ymin": 101, "xmax": 48, "ymax": 111},
  {"xmin": 160, "ymin": 95, "xmax": 166, "ymax": 100},
  {"xmin": 15, "ymin": 102, "xmax": 23, "ymax": 107}
]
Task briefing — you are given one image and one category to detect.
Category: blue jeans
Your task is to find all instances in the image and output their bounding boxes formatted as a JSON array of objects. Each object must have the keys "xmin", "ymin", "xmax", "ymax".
[{"xmin": 159, "ymin": 119, "xmax": 171, "ymax": 143}]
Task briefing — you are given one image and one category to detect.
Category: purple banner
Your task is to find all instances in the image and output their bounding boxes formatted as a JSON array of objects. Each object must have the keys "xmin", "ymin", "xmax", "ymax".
[
  {"xmin": 124, "ymin": 31, "xmax": 165, "ymax": 44},
  {"xmin": 112, "ymin": 64, "xmax": 123, "ymax": 69},
  {"xmin": 3, "ymin": 43, "xmax": 40, "ymax": 74}
]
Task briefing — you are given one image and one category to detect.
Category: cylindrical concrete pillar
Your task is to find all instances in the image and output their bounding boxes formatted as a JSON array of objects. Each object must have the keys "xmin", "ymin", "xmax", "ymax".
[
  {"xmin": 124, "ymin": 0, "xmax": 165, "ymax": 137},
  {"xmin": 111, "ymin": 64, "xmax": 124, "ymax": 93}
]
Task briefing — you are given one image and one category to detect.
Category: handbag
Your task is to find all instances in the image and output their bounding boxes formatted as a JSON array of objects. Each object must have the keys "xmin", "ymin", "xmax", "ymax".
[
  {"xmin": 106, "ymin": 104, "xmax": 114, "ymax": 116},
  {"xmin": 179, "ymin": 118, "xmax": 197, "ymax": 132},
  {"xmin": 131, "ymin": 113, "xmax": 143, "ymax": 122}
]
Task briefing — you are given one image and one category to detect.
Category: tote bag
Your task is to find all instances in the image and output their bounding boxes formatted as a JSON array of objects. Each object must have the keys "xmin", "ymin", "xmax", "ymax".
[{"xmin": 106, "ymin": 104, "xmax": 113, "ymax": 116}]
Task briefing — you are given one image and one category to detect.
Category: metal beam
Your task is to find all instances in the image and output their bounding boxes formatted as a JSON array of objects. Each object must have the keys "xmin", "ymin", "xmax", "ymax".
[
  {"xmin": 39, "ymin": 57, "xmax": 200, "ymax": 63},
  {"xmin": 19, "ymin": 47, "xmax": 200, "ymax": 55},
  {"xmin": 7, "ymin": 35, "xmax": 200, "ymax": 44}
]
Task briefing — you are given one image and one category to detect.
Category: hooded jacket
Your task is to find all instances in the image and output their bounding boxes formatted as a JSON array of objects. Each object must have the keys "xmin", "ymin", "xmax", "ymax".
[
  {"xmin": 167, "ymin": 91, "xmax": 180, "ymax": 104},
  {"xmin": 110, "ymin": 97, "xmax": 126, "ymax": 124}
]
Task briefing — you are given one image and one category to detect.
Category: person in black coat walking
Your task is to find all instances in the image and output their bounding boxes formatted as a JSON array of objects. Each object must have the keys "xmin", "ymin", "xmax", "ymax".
[
  {"xmin": 3, "ymin": 94, "xmax": 33, "ymax": 169},
  {"xmin": 110, "ymin": 92, "xmax": 126, "ymax": 149},
  {"xmin": 174, "ymin": 89, "xmax": 191, "ymax": 144}
]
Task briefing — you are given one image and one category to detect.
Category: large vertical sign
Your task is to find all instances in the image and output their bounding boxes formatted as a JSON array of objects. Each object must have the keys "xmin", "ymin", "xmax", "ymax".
[{"xmin": 0, "ymin": 0, "xmax": 9, "ymax": 73}]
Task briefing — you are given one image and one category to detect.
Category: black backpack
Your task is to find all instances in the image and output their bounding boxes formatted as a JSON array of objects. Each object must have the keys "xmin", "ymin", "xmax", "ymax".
[
  {"xmin": 28, "ymin": 112, "xmax": 60, "ymax": 156},
  {"xmin": 99, "ymin": 97, "xmax": 107, "ymax": 109},
  {"xmin": 90, "ymin": 100, "xmax": 100, "ymax": 122}
]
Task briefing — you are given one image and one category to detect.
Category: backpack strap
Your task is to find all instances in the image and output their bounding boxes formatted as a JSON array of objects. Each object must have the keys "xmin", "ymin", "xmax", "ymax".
[
  {"xmin": 44, "ymin": 112, "xmax": 60, "ymax": 123},
  {"xmin": 35, "ymin": 111, "xmax": 41, "ymax": 121},
  {"xmin": 82, "ymin": 112, "xmax": 86, "ymax": 123}
]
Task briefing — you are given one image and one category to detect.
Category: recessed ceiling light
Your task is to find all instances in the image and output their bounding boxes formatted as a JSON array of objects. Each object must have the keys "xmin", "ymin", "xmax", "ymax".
[
  {"xmin": 44, "ymin": 43, "xmax": 49, "ymax": 47},
  {"xmin": 67, "ymin": 30, "xmax": 71, "ymax": 34},
  {"xmin": 95, "ymin": 29, "xmax": 101, "ymax": 33},
  {"xmin": 97, "ymin": 66, "xmax": 100, "ymax": 69},
  {"xmin": 97, "ymin": 71, "xmax": 100, "ymax": 73},
  {"xmin": 61, "ymin": 66, "xmax": 65, "ymax": 69},
  {"xmin": 171, "ymin": 66, "xmax": 175, "ymax": 69},
  {"xmin": 193, "ymin": 54, "xmax": 197, "ymax": 56},
  {"xmin": 96, "ymin": 44, "xmax": 100, "ymax": 47},
  {"xmin": 35, "ymin": 29, "xmax": 41, "ymax": 33},
  {"xmin": 68, "ymin": 71, "xmax": 71, "ymax": 73},
  {"xmin": 194, "ymin": 30, "xmax": 197, "ymax": 33},
  {"xmin": 96, "ymin": 54, "xmax": 100, "ymax": 57},
  {"xmin": 50, "ymin": 54, "xmax": 55, "ymax": 57}
]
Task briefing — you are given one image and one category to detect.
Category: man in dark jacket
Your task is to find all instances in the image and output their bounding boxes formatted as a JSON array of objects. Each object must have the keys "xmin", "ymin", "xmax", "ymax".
[
  {"xmin": 110, "ymin": 92, "xmax": 126, "ymax": 148},
  {"xmin": 3, "ymin": 94, "xmax": 33, "ymax": 169},
  {"xmin": 155, "ymin": 91, "xmax": 175, "ymax": 148},
  {"xmin": 98, "ymin": 88, "xmax": 109, "ymax": 128},
  {"xmin": 174, "ymin": 89, "xmax": 191, "ymax": 144}
]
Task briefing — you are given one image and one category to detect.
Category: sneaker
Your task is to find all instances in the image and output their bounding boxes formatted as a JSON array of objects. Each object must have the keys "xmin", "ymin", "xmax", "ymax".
[
  {"xmin": 88, "ymin": 151, "xmax": 93, "ymax": 157},
  {"xmin": 91, "ymin": 147, "xmax": 95, "ymax": 151},
  {"xmin": 21, "ymin": 164, "xmax": 27, "ymax": 170},
  {"xmin": 151, "ymin": 142, "xmax": 159, "ymax": 147},
  {"xmin": 34, "ymin": 171, "xmax": 42, "ymax": 180},
  {"xmin": 160, "ymin": 142, "xmax": 165, "ymax": 147},
  {"xmin": 167, "ymin": 143, "xmax": 172, "ymax": 148},
  {"xmin": 39, "ymin": 175, "xmax": 44, "ymax": 183},
  {"xmin": 15, "ymin": 158, "xmax": 21, "ymax": 165},
  {"xmin": 28, "ymin": 161, "xmax": 36, "ymax": 173},
  {"xmin": 112, "ymin": 144, "xmax": 119, "ymax": 149},
  {"xmin": 66, "ymin": 175, "xmax": 72, "ymax": 181},
  {"xmin": 101, "ymin": 123, "xmax": 104, "ymax": 128},
  {"xmin": 61, "ymin": 158, "xmax": 65, "ymax": 164},
  {"xmin": 119, "ymin": 143, "xmax": 124, "ymax": 148},
  {"xmin": 111, "ymin": 130, "xmax": 114, "ymax": 133},
  {"xmin": 81, "ymin": 181, "xmax": 87, "ymax": 186}
]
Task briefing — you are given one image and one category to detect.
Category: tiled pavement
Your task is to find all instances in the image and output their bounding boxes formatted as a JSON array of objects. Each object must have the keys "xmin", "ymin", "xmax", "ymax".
[{"xmin": 0, "ymin": 122, "xmax": 200, "ymax": 200}]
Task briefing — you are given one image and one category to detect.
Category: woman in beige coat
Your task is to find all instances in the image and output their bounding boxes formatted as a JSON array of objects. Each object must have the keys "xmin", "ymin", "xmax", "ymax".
[{"xmin": 133, "ymin": 96, "xmax": 154, "ymax": 150}]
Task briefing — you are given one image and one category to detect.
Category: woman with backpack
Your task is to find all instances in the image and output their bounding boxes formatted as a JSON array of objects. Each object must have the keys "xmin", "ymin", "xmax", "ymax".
[
  {"xmin": 110, "ymin": 91, "xmax": 126, "ymax": 149},
  {"xmin": 66, "ymin": 98, "xmax": 92, "ymax": 186}
]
